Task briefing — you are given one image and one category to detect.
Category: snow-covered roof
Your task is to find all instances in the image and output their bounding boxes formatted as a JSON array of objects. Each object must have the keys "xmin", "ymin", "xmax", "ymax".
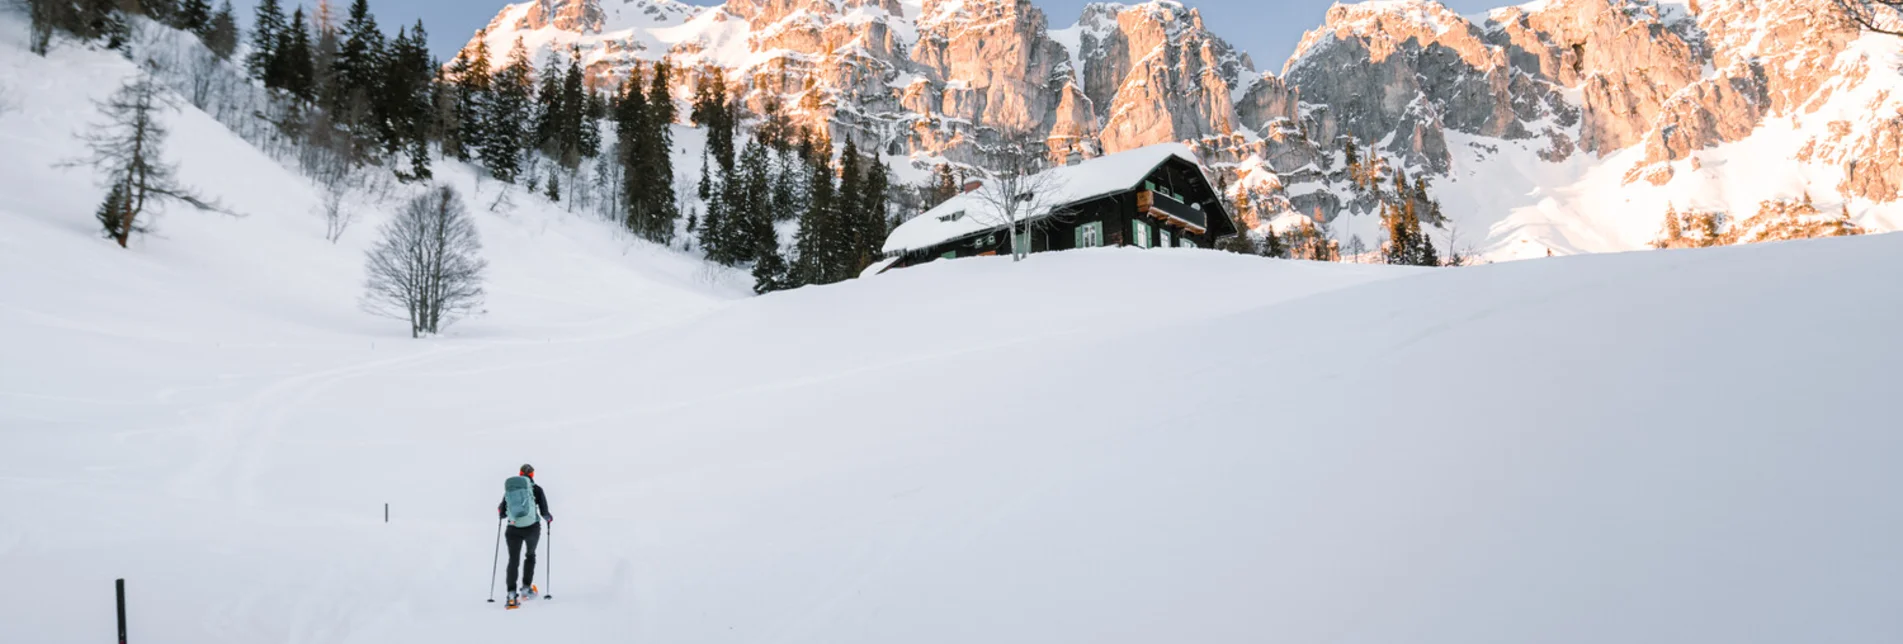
[{"xmin": 883, "ymin": 143, "xmax": 1206, "ymax": 254}]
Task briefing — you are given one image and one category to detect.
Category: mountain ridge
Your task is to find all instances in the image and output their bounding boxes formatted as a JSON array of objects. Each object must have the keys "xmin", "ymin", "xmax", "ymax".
[{"xmin": 460, "ymin": 0, "xmax": 1903, "ymax": 260}]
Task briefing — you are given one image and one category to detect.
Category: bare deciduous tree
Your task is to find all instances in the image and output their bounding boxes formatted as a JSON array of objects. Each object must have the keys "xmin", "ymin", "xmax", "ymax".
[
  {"xmin": 320, "ymin": 177, "xmax": 356, "ymax": 243},
  {"xmin": 363, "ymin": 186, "xmax": 488, "ymax": 338},
  {"xmin": 1835, "ymin": 0, "xmax": 1903, "ymax": 35},
  {"xmin": 966, "ymin": 130, "xmax": 1069, "ymax": 261},
  {"xmin": 73, "ymin": 71, "xmax": 217, "ymax": 248}
]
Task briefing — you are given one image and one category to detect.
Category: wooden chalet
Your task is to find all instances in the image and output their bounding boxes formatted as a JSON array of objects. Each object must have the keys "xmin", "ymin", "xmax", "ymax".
[{"xmin": 879, "ymin": 144, "xmax": 1239, "ymax": 268}]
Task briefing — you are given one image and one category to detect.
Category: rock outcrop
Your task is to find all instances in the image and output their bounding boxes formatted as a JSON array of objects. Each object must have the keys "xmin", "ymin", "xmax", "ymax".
[{"xmin": 463, "ymin": 0, "xmax": 1903, "ymax": 244}]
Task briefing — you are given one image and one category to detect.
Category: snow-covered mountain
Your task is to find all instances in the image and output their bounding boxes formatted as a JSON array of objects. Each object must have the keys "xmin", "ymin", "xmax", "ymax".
[{"xmin": 463, "ymin": 0, "xmax": 1903, "ymax": 260}]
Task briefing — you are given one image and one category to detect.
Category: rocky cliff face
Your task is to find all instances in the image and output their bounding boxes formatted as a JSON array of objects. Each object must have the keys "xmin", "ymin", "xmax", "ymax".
[{"xmin": 465, "ymin": 0, "xmax": 1903, "ymax": 257}]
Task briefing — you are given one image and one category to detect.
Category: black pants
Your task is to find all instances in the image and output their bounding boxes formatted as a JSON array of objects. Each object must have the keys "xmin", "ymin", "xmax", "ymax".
[{"xmin": 504, "ymin": 523, "xmax": 542, "ymax": 592}]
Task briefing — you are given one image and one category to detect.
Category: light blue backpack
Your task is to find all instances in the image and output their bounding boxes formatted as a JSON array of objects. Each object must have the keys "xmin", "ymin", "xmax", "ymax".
[{"xmin": 503, "ymin": 476, "xmax": 540, "ymax": 528}]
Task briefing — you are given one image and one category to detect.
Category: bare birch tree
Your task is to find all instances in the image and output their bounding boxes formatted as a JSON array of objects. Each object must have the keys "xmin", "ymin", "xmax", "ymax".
[
  {"xmin": 74, "ymin": 71, "xmax": 217, "ymax": 248},
  {"xmin": 363, "ymin": 186, "xmax": 488, "ymax": 338},
  {"xmin": 966, "ymin": 130, "xmax": 1069, "ymax": 261},
  {"xmin": 1835, "ymin": 0, "xmax": 1903, "ymax": 35}
]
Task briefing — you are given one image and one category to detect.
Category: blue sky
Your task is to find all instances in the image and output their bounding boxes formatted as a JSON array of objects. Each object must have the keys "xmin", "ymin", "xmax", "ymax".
[{"xmin": 348, "ymin": 0, "xmax": 1502, "ymax": 72}]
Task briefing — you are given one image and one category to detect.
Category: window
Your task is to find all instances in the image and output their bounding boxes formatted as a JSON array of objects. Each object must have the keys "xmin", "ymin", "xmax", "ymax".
[
  {"xmin": 1158, "ymin": 227, "xmax": 1173, "ymax": 248},
  {"xmin": 1014, "ymin": 231, "xmax": 1032, "ymax": 256},
  {"xmin": 1132, "ymin": 219, "xmax": 1152, "ymax": 248},
  {"xmin": 1179, "ymin": 236, "xmax": 1196, "ymax": 249},
  {"xmin": 941, "ymin": 250, "xmax": 957, "ymax": 260},
  {"xmin": 1076, "ymin": 221, "xmax": 1103, "ymax": 248}
]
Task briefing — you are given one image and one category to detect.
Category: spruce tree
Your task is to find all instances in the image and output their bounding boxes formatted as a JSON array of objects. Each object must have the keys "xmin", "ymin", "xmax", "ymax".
[
  {"xmin": 836, "ymin": 138, "xmax": 864, "ymax": 277},
  {"xmin": 533, "ymin": 50, "xmax": 566, "ymax": 158},
  {"xmin": 178, "ymin": 0, "xmax": 212, "ymax": 33},
  {"xmin": 274, "ymin": 7, "xmax": 315, "ymax": 101},
  {"xmin": 625, "ymin": 61, "xmax": 680, "ymax": 244},
  {"xmin": 928, "ymin": 162, "xmax": 958, "ymax": 209},
  {"xmin": 450, "ymin": 35, "xmax": 493, "ymax": 163},
  {"xmin": 1262, "ymin": 227, "xmax": 1286, "ymax": 258},
  {"xmin": 691, "ymin": 66, "xmax": 734, "ymax": 171},
  {"xmin": 565, "ymin": 56, "xmax": 597, "ymax": 161},
  {"xmin": 861, "ymin": 159, "xmax": 891, "ymax": 266},
  {"xmin": 1661, "ymin": 203, "xmax": 1683, "ymax": 245},
  {"xmin": 483, "ymin": 38, "xmax": 534, "ymax": 183},
  {"xmin": 332, "ymin": 0, "xmax": 385, "ymax": 126},
  {"xmin": 145, "ymin": 0, "xmax": 180, "ymax": 28},
  {"xmin": 739, "ymin": 139, "xmax": 776, "ymax": 264},
  {"xmin": 204, "ymin": 2, "xmax": 239, "ymax": 60},
  {"xmin": 247, "ymin": 0, "xmax": 286, "ymax": 81},
  {"xmin": 790, "ymin": 151, "xmax": 837, "ymax": 286},
  {"xmin": 94, "ymin": 183, "xmax": 135, "ymax": 243},
  {"xmin": 614, "ymin": 69, "xmax": 649, "ymax": 233},
  {"xmin": 1343, "ymin": 139, "xmax": 1360, "ymax": 187}
]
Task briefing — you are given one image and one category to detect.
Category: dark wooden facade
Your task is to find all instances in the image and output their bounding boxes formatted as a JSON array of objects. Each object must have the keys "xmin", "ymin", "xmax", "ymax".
[{"xmin": 891, "ymin": 155, "xmax": 1238, "ymax": 266}]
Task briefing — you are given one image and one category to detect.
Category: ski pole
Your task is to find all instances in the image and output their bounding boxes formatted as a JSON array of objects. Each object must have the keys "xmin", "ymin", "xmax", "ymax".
[
  {"xmin": 543, "ymin": 522, "xmax": 552, "ymax": 600},
  {"xmin": 487, "ymin": 519, "xmax": 503, "ymax": 603}
]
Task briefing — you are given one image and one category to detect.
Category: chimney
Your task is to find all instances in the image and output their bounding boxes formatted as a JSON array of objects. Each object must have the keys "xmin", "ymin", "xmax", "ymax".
[{"xmin": 962, "ymin": 180, "xmax": 984, "ymax": 194}]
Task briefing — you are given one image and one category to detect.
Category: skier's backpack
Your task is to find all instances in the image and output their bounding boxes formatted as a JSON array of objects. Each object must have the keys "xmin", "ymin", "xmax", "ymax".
[{"xmin": 504, "ymin": 476, "xmax": 539, "ymax": 528}]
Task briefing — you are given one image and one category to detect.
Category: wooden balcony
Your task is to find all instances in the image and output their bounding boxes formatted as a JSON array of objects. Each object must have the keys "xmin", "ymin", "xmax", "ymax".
[{"xmin": 1137, "ymin": 190, "xmax": 1208, "ymax": 234}]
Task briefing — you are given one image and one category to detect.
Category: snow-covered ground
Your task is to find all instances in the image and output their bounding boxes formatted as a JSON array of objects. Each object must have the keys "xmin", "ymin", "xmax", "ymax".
[{"xmin": 7, "ymin": 11, "xmax": 1903, "ymax": 644}]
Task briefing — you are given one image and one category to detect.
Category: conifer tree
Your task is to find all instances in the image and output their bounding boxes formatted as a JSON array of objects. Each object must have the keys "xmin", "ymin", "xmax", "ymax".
[
  {"xmin": 1262, "ymin": 227, "xmax": 1286, "ymax": 258},
  {"xmin": 483, "ymin": 38, "xmax": 534, "ymax": 183},
  {"xmin": 771, "ymin": 144, "xmax": 801, "ymax": 223},
  {"xmin": 566, "ymin": 56, "xmax": 598, "ymax": 161},
  {"xmin": 274, "ymin": 7, "xmax": 315, "ymax": 101},
  {"xmin": 927, "ymin": 162, "xmax": 958, "ymax": 209},
  {"xmin": 204, "ymin": 2, "xmax": 239, "ymax": 60},
  {"xmin": 690, "ymin": 66, "xmax": 735, "ymax": 171},
  {"xmin": 145, "ymin": 0, "xmax": 179, "ymax": 28},
  {"xmin": 739, "ymin": 138, "xmax": 776, "ymax": 263},
  {"xmin": 836, "ymin": 138, "xmax": 864, "ymax": 276},
  {"xmin": 383, "ymin": 21, "xmax": 434, "ymax": 167},
  {"xmin": 450, "ymin": 35, "xmax": 493, "ymax": 162},
  {"xmin": 790, "ymin": 150, "xmax": 838, "ymax": 286},
  {"xmin": 178, "ymin": 0, "xmax": 212, "ymax": 33},
  {"xmin": 533, "ymin": 50, "xmax": 565, "ymax": 158},
  {"xmin": 332, "ymin": 0, "xmax": 385, "ymax": 128},
  {"xmin": 1660, "ymin": 203, "xmax": 1683, "ymax": 246},
  {"xmin": 860, "ymin": 159, "xmax": 891, "ymax": 268},
  {"xmin": 247, "ymin": 0, "xmax": 286, "ymax": 81},
  {"xmin": 624, "ymin": 61, "xmax": 680, "ymax": 244},
  {"xmin": 1343, "ymin": 139, "xmax": 1361, "ymax": 187},
  {"xmin": 94, "ymin": 183, "xmax": 135, "ymax": 242},
  {"xmin": 613, "ymin": 69, "xmax": 649, "ymax": 233}
]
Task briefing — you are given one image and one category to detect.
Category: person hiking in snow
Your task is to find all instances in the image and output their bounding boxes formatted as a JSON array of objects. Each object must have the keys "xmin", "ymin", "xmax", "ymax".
[{"xmin": 498, "ymin": 464, "xmax": 552, "ymax": 607}]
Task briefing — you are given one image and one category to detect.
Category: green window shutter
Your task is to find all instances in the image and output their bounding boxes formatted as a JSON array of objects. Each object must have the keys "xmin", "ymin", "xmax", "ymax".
[{"xmin": 1074, "ymin": 225, "xmax": 1084, "ymax": 248}]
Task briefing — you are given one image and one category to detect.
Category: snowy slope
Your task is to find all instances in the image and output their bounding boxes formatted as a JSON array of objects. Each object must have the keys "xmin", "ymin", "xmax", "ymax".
[{"xmin": 11, "ymin": 211, "xmax": 1903, "ymax": 643}]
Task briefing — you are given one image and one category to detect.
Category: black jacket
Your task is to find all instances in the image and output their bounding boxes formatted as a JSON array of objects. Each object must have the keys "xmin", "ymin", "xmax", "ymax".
[{"xmin": 499, "ymin": 482, "xmax": 552, "ymax": 522}]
